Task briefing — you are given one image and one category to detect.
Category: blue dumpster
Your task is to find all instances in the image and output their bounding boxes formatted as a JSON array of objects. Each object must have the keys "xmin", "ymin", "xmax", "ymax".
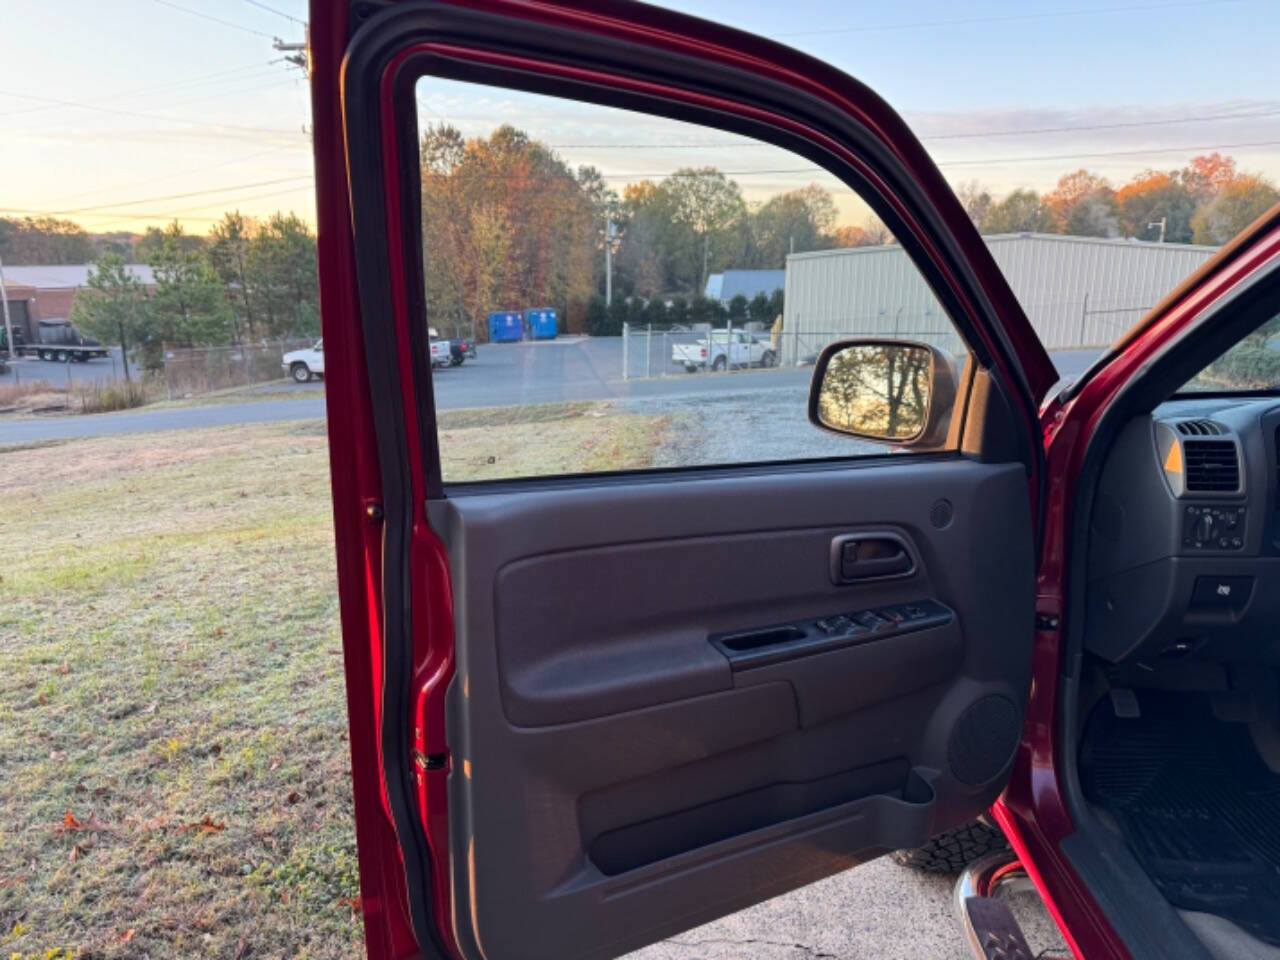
[
  {"xmin": 524, "ymin": 307, "xmax": 558, "ymax": 340},
  {"xmin": 488, "ymin": 311, "xmax": 524, "ymax": 343}
]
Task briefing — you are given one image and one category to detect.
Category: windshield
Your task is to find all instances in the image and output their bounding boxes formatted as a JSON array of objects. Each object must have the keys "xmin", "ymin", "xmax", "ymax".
[{"xmin": 1180, "ymin": 313, "xmax": 1280, "ymax": 393}]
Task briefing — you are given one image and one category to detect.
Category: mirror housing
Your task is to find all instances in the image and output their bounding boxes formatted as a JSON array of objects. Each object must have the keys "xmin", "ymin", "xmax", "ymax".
[{"xmin": 807, "ymin": 338, "xmax": 958, "ymax": 448}]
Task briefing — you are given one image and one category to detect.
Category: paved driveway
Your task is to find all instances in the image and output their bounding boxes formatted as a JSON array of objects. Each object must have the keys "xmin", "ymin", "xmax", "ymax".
[
  {"xmin": 0, "ymin": 341, "xmax": 1104, "ymax": 446},
  {"xmin": 624, "ymin": 856, "xmax": 1065, "ymax": 960}
]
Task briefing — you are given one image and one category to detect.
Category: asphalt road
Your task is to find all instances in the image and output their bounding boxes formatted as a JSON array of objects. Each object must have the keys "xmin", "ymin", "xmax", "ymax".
[{"xmin": 0, "ymin": 339, "xmax": 1104, "ymax": 446}]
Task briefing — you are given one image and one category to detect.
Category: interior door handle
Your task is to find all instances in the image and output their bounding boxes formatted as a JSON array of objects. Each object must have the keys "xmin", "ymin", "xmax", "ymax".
[{"xmin": 830, "ymin": 533, "xmax": 915, "ymax": 584}]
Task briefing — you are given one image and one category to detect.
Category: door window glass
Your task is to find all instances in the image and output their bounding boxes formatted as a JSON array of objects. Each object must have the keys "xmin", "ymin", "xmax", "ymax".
[{"xmin": 416, "ymin": 78, "xmax": 970, "ymax": 482}]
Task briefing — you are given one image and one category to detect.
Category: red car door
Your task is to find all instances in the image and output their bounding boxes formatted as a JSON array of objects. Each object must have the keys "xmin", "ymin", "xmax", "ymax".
[{"xmin": 308, "ymin": 2, "xmax": 1060, "ymax": 958}]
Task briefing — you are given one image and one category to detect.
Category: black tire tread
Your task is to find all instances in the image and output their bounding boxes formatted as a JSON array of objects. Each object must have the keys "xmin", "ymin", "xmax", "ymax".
[{"xmin": 890, "ymin": 820, "xmax": 1009, "ymax": 874}]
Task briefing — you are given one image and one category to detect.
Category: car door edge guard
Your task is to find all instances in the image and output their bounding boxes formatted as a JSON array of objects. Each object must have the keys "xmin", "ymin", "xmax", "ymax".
[{"xmin": 341, "ymin": 2, "xmax": 1051, "ymax": 954}]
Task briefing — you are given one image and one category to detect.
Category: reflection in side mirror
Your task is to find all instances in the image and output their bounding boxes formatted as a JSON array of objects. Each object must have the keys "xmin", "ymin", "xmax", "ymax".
[{"xmin": 808, "ymin": 339, "xmax": 957, "ymax": 447}]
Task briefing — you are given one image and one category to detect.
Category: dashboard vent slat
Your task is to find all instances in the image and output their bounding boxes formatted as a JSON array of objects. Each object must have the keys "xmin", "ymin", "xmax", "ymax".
[
  {"xmin": 1184, "ymin": 439, "xmax": 1240, "ymax": 492},
  {"xmin": 1175, "ymin": 419, "xmax": 1226, "ymax": 436}
]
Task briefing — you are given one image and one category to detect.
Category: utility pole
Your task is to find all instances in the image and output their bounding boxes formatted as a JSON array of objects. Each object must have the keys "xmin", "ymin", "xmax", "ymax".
[
  {"xmin": 0, "ymin": 254, "xmax": 13, "ymax": 361},
  {"xmin": 272, "ymin": 35, "xmax": 308, "ymax": 71},
  {"xmin": 1148, "ymin": 217, "xmax": 1167, "ymax": 243},
  {"xmin": 604, "ymin": 216, "xmax": 615, "ymax": 307}
]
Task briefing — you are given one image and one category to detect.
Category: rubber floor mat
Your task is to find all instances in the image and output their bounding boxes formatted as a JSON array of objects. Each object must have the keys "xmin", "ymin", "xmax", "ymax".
[{"xmin": 1080, "ymin": 692, "xmax": 1280, "ymax": 947}]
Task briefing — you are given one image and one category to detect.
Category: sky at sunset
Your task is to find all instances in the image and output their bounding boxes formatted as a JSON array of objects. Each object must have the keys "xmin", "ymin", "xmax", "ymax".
[{"xmin": 3, "ymin": 0, "xmax": 1279, "ymax": 235}]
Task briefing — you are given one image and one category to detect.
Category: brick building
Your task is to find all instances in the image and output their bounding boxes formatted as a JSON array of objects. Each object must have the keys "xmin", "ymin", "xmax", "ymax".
[{"xmin": 0, "ymin": 264, "xmax": 157, "ymax": 344}]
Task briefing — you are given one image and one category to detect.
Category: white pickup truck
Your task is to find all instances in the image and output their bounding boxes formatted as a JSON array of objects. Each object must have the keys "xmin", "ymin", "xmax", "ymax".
[{"xmin": 672, "ymin": 330, "xmax": 778, "ymax": 372}]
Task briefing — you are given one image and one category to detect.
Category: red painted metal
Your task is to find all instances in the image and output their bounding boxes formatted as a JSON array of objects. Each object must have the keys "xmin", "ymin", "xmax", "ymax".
[
  {"xmin": 377, "ymin": 49, "xmax": 460, "ymax": 958},
  {"xmin": 314, "ymin": 3, "xmax": 1280, "ymax": 960},
  {"xmin": 308, "ymin": 2, "xmax": 423, "ymax": 958},
  {"xmin": 992, "ymin": 219, "xmax": 1280, "ymax": 960}
]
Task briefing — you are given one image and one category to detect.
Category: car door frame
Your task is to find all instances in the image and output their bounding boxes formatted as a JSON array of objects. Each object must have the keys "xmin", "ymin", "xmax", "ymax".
[
  {"xmin": 993, "ymin": 206, "xmax": 1280, "ymax": 960},
  {"xmin": 312, "ymin": 1, "xmax": 1061, "ymax": 957}
]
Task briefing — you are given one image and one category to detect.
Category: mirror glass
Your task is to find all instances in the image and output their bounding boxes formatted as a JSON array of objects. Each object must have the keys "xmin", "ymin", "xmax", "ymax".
[{"xmin": 815, "ymin": 343, "xmax": 933, "ymax": 440}]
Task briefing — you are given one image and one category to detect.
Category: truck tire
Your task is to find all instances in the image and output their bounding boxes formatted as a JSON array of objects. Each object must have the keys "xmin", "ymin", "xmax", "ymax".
[
  {"xmin": 890, "ymin": 820, "xmax": 1009, "ymax": 874},
  {"xmin": 291, "ymin": 362, "xmax": 312, "ymax": 383},
  {"xmin": 55, "ymin": 350, "xmax": 69, "ymax": 362},
  {"xmin": 760, "ymin": 350, "xmax": 778, "ymax": 368},
  {"xmin": 712, "ymin": 355, "xmax": 727, "ymax": 372},
  {"xmin": 39, "ymin": 349, "xmax": 53, "ymax": 361}
]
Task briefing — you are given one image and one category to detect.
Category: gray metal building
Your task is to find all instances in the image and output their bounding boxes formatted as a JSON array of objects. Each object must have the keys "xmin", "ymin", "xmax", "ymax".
[{"xmin": 782, "ymin": 233, "xmax": 1218, "ymax": 361}]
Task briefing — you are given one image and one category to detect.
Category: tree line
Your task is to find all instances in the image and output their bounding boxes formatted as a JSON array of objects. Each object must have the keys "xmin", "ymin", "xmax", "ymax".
[
  {"xmin": 956, "ymin": 153, "xmax": 1279, "ymax": 245},
  {"xmin": 419, "ymin": 123, "xmax": 886, "ymax": 338},
  {"xmin": 420, "ymin": 123, "xmax": 1280, "ymax": 340},
  {"xmin": 66, "ymin": 214, "xmax": 319, "ymax": 379}
]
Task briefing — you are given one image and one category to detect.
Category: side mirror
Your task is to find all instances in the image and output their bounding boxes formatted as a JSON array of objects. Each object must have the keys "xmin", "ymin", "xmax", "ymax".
[{"xmin": 808, "ymin": 339, "xmax": 958, "ymax": 447}]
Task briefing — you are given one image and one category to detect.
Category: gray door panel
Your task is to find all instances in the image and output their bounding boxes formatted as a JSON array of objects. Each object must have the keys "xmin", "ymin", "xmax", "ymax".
[{"xmin": 434, "ymin": 457, "xmax": 1033, "ymax": 960}]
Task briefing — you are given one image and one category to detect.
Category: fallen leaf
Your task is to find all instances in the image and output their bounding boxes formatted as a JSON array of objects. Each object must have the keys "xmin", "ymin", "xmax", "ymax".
[
  {"xmin": 70, "ymin": 842, "xmax": 93, "ymax": 862},
  {"xmin": 212, "ymin": 627, "xmax": 224, "ymax": 638},
  {"xmin": 59, "ymin": 810, "xmax": 85, "ymax": 832},
  {"xmin": 143, "ymin": 702, "xmax": 158, "ymax": 714},
  {"xmin": 285, "ymin": 791, "xmax": 300, "ymax": 805},
  {"xmin": 338, "ymin": 895, "xmax": 362, "ymax": 914},
  {"xmin": 280, "ymin": 890, "xmax": 290, "ymax": 905},
  {"xmin": 57, "ymin": 662, "xmax": 69, "ymax": 675},
  {"xmin": 93, "ymin": 786, "xmax": 109, "ymax": 797},
  {"xmin": 37, "ymin": 691, "xmax": 48, "ymax": 705},
  {"xmin": 209, "ymin": 743, "xmax": 222, "ymax": 755},
  {"xmin": 233, "ymin": 935, "xmax": 250, "ymax": 959},
  {"xmin": 49, "ymin": 750, "xmax": 67, "ymax": 762},
  {"xmin": 118, "ymin": 928, "xmax": 135, "ymax": 943},
  {"xmin": 180, "ymin": 815, "xmax": 226, "ymax": 834}
]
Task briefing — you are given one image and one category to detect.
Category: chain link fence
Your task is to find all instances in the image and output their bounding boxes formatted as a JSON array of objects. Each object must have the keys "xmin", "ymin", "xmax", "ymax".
[
  {"xmin": 621, "ymin": 321, "xmax": 964, "ymax": 380},
  {"xmin": 161, "ymin": 339, "xmax": 313, "ymax": 398}
]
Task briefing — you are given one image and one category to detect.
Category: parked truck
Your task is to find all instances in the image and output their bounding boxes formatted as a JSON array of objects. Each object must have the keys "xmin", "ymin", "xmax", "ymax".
[
  {"xmin": 1, "ymin": 313, "xmax": 109, "ymax": 363},
  {"xmin": 672, "ymin": 328, "xmax": 777, "ymax": 372}
]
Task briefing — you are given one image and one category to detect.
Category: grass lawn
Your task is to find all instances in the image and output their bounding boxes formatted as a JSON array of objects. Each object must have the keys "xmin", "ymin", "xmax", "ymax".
[{"xmin": 0, "ymin": 404, "xmax": 668, "ymax": 959}]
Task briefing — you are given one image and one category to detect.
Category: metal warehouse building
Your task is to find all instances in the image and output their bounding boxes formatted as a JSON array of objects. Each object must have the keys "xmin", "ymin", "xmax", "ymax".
[{"xmin": 781, "ymin": 233, "xmax": 1218, "ymax": 361}]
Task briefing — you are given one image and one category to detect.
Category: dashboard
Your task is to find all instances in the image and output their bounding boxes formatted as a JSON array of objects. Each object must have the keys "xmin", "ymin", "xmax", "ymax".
[{"xmin": 1086, "ymin": 395, "xmax": 1280, "ymax": 665}]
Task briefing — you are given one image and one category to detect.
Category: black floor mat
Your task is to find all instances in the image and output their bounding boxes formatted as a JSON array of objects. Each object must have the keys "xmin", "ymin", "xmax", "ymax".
[{"xmin": 1081, "ymin": 692, "xmax": 1280, "ymax": 947}]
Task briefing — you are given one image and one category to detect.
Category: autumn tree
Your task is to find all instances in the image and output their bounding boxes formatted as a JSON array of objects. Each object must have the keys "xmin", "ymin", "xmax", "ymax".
[
  {"xmin": 1043, "ymin": 170, "xmax": 1117, "ymax": 237},
  {"xmin": 1113, "ymin": 170, "xmax": 1195, "ymax": 242},
  {"xmin": 747, "ymin": 184, "xmax": 837, "ymax": 266},
  {"xmin": 420, "ymin": 123, "xmax": 598, "ymax": 337},
  {"xmin": 1192, "ymin": 175, "xmax": 1280, "ymax": 245},
  {"xmin": 954, "ymin": 181, "xmax": 994, "ymax": 231},
  {"xmin": 831, "ymin": 221, "xmax": 890, "ymax": 248},
  {"xmin": 664, "ymin": 167, "xmax": 748, "ymax": 293},
  {"xmin": 0, "ymin": 216, "xmax": 92, "ymax": 264},
  {"xmin": 983, "ymin": 190, "xmax": 1053, "ymax": 234}
]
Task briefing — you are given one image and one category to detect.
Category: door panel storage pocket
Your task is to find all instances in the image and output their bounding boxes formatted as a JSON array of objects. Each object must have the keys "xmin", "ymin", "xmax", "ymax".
[{"xmin": 588, "ymin": 759, "xmax": 931, "ymax": 876}]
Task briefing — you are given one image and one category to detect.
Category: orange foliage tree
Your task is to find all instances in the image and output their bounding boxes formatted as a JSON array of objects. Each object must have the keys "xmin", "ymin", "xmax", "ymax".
[{"xmin": 420, "ymin": 123, "xmax": 599, "ymax": 339}]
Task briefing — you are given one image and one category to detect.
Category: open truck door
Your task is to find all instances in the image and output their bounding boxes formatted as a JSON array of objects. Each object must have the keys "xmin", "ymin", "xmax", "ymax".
[{"xmin": 308, "ymin": 2, "xmax": 1060, "ymax": 957}]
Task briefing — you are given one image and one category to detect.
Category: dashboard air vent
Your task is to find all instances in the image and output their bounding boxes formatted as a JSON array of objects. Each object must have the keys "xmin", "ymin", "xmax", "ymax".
[
  {"xmin": 1175, "ymin": 419, "xmax": 1226, "ymax": 436},
  {"xmin": 1184, "ymin": 439, "xmax": 1240, "ymax": 492}
]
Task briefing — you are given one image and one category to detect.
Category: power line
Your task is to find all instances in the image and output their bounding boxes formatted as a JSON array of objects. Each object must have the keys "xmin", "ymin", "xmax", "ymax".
[
  {"xmin": 2, "ymin": 175, "xmax": 315, "ymax": 219},
  {"xmin": 541, "ymin": 105, "xmax": 1280, "ymax": 150},
  {"xmin": 242, "ymin": 0, "xmax": 305, "ymax": 25},
  {"xmin": 0, "ymin": 87, "xmax": 308, "ymax": 140},
  {"xmin": 0, "ymin": 61, "xmax": 277, "ymax": 120},
  {"xmin": 934, "ymin": 138, "xmax": 1280, "ymax": 167},
  {"xmin": 149, "ymin": 0, "xmax": 274, "ymax": 38},
  {"xmin": 777, "ymin": 0, "xmax": 1244, "ymax": 37},
  {"xmin": 926, "ymin": 106, "xmax": 1280, "ymax": 141}
]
